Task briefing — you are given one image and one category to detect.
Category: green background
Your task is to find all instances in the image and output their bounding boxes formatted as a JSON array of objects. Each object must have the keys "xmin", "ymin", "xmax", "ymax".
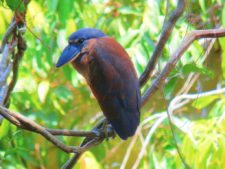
[{"xmin": 1, "ymin": 0, "xmax": 225, "ymax": 168}]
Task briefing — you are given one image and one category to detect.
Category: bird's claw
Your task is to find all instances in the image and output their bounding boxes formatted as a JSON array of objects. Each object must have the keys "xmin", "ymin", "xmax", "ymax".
[{"xmin": 92, "ymin": 129, "xmax": 101, "ymax": 137}]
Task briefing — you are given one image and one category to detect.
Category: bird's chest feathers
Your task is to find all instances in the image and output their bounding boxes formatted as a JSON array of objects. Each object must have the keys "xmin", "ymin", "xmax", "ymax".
[{"xmin": 71, "ymin": 53, "xmax": 94, "ymax": 81}]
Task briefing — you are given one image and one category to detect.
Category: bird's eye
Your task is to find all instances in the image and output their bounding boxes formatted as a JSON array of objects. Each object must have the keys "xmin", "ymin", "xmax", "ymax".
[
  {"xmin": 77, "ymin": 38, "xmax": 85, "ymax": 44},
  {"xmin": 68, "ymin": 38, "xmax": 85, "ymax": 45}
]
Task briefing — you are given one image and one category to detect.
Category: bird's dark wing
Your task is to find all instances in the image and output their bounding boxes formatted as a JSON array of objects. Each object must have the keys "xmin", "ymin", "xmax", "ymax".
[{"xmin": 87, "ymin": 37, "xmax": 141, "ymax": 140}]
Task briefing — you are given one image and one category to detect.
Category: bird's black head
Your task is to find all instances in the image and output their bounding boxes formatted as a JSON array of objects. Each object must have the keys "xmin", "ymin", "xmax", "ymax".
[{"xmin": 56, "ymin": 28, "xmax": 106, "ymax": 67}]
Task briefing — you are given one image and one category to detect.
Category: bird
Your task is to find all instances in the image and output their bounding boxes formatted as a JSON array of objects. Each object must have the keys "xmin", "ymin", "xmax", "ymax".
[{"xmin": 56, "ymin": 28, "xmax": 141, "ymax": 140}]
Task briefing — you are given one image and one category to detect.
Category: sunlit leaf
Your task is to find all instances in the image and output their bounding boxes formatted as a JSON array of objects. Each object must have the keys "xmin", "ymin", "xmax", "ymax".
[
  {"xmin": 208, "ymin": 99, "xmax": 225, "ymax": 117},
  {"xmin": 0, "ymin": 120, "xmax": 10, "ymax": 140},
  {"xmin": 57, "ymin": 0, "xmax": 73, "ymax": 26},
  {"xmin": 53, "ymin": 100, "xmax": 66, "ymax": 115},
  {"xmin": 199, "ymin": 0, "xmax": 206, "ymax": 13},
  {"xmin": 75, "ymin": 151, "xmax": 102, "ymax": 169},
  {"xmin": 164, "ymin": 78, "xmax": 177, "ymax": 99},
  {"xmin": 38, "ymin": 81, "xmax": 50, "ymax": 103},
  {"xmin": 192, "ymin": 95, "xmax": 219, "ymax": 109},
  {"xmin": 118, "ymin": 7, "xmax": 141, "ymax": 16}
]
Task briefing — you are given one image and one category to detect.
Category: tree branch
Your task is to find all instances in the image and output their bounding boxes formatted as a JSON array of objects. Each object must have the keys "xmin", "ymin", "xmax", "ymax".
[
  {"xmin": 139, "ymin": 0, "xmax": 186, "ymax": 86},
  {"xmin": 141, "ymin": 28, "xmax": 225, "ymax": 106},
  {"xmin": 0, "ymin": 105, "xmax": 115, "ymax": 153}
]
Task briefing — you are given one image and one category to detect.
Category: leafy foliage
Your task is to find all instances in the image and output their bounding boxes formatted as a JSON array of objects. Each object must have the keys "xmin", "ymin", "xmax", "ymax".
[{"xmin": 0, "ymin": 0, "xmax": 225, "ymax": 168}]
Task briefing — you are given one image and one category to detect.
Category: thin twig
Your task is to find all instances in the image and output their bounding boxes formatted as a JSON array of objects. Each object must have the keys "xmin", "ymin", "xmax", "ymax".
[{"xmin": 166, "ymin": 109, "xmax": 191, "ymax": 169}]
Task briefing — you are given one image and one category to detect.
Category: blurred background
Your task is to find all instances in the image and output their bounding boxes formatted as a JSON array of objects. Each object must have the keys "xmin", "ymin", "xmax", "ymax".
[{"xmin": 0, "ymin": 0, "xmax": 225, "ymax": 168}]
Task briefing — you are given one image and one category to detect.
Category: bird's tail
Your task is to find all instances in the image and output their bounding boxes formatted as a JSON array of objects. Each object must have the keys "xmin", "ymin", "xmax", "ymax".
[{"xmin": 109, "ymin": 110, "xmax": 140, "ymax": 140}]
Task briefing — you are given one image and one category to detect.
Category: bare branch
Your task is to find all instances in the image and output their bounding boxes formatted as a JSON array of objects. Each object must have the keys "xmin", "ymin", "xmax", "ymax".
[
  {"xmin": 141, "ymin": 28, "xmax": 225, "ymax": 106},
  {"xmin": 46, "ymin": 128, "xmax": 99, "ymax": 137},
  {"xmin": 139, "ymin": 0, "xmax": 186, "ymax": 86}
]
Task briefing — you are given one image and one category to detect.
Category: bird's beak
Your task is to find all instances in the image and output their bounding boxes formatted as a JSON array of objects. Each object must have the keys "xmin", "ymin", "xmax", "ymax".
[{"xmin": 56, "ymin": 45, "xmax": 81, "ymax": 67}]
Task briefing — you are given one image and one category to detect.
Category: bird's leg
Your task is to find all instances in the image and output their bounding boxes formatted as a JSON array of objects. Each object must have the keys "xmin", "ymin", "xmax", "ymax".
[
  {"xmin": 102, "ymin": 119, "xmax": 109, "ymax": 140},
  {"xmin": 91, "ymin": 118, "xmax": 106, "ymax": 137},
  {"xmin": 92, "ymin": 118, "xmax": 115, "ymax": 140},
  {"xmin": 101, "ymin": 119, "xmax": 116, "ymax": 140}
]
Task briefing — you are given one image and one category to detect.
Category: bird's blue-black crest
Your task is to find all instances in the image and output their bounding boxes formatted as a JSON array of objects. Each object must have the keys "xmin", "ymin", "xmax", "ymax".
[{"xmin": 69, "ymin": 28, "xmax": 106, "ymax": 41}]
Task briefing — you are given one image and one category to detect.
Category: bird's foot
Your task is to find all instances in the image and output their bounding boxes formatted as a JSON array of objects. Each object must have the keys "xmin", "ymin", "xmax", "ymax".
[
  {"xmin": 93, "ymin": 118, "xmax": 115, "ymax": 140},
  {"xmin": 101, "ymin": 120, "xmax": 115, "ymax": 140},
  {"xmin": 92, "ymin": 129, "xmax": 101, "ymax": 137}
]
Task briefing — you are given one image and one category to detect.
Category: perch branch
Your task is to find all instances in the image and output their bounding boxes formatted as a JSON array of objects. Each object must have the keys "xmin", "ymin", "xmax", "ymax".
[
  {"xmin": 0, "ymin": 105, "xmax": 115, "ymax": 153},
  {"xmin": 139, "ymin": 0, "xmax": 186, "ymax": 86},
  {"xmin": 0, "ymin": 105, "xmax": 81, "ymax": 153},
  {"xmin": 0, "ymin": 103, "xmax": 112, "ymax": 138},
  {"xmin": 141, "ymin": 28, "xmax": 225, "ymax": 106}
]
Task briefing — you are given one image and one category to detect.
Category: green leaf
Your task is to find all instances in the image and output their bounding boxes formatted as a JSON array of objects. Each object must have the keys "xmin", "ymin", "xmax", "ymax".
[
  {"xmin": 182, "ymin": 63, "xmax": 214, "ymax": 78},
  {"xmin": 57, "ymin": 0, "xmax": 73, "ymax": 26},
  {"xmin": 192, "ymin": 95, "xmax": 219, "ymax": 109},
  {"xmin": 6, "ymin": 0, "xmax": 25, "ymax": 12},
  {"xmin": 208, "ymin": 99, "xmax": 225, "ymax": 117},
  {"xmin": 74, "ymin": 151, "xmax": 102, "ymax": 169},
  {"xmin": 0, "ymin": 120, "xmax": 10, "ymax": 139},
  {"xmin": 118, "ymin": 7, "xmax": 141, "ymax": 16},
  {"xmin": 222, "ymin": 6, "xmax": 225, "ymax": 27},
  {"xmin": 47, "ymin": 0, "xmax": 59, "ymax": 12},
  {"xmin": 199, "ymin": 0, "xmax": 206, "ymax": 13},
  {"xmin": 53, "ymin": 100, "xmax": 66, "ymax": 115},
  {"xmin": 164, "ymin": 78, "xmax": 177, "ymax": 99}
]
